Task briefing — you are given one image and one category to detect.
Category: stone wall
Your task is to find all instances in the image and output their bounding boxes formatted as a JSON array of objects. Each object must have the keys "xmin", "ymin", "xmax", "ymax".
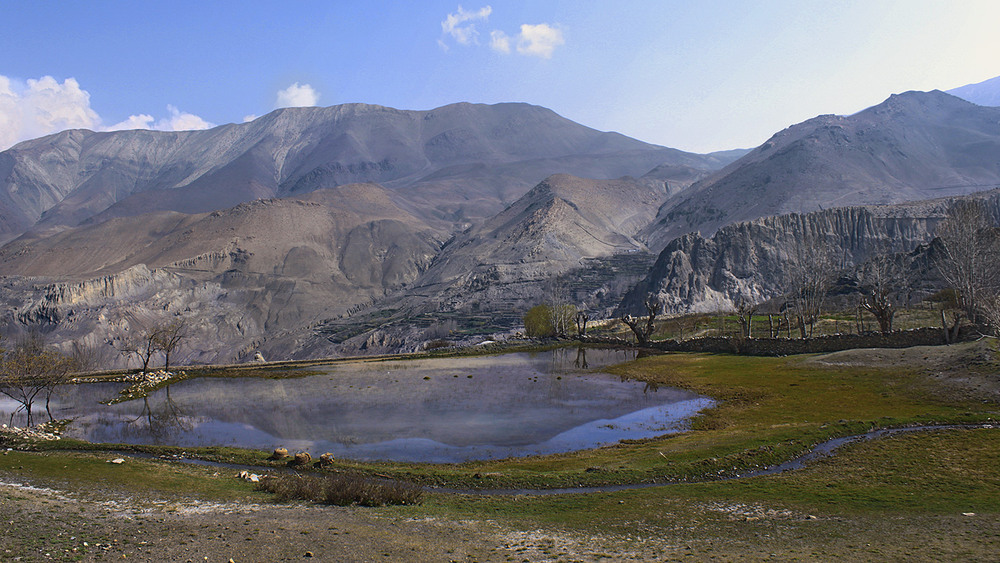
[{"xmin": 582, "ymin": 326, "xmax": 975, "ymax": 356}]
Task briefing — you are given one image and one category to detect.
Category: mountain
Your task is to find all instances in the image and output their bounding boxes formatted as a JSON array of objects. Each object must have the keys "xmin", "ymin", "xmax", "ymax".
[
  {"xmin": 642, "ymin": 90, "xmax": 1000, "ymax": 249},
  {"xmin": 309, "ymin": 173, "xmax": 668, "ymax": 352},
  {"xmin": 0, "ymin": 183, "xmax": 442, "ymax": 364},
  {"xmin": 0, "ymin": 102, "xmax": 736, "ymax": 245},
  {"xmin": 948, "ymin": 74, "xmax": 1000, "ymax": 107},
  {"xmin": 620, "ymin": 190, "xmax": 1000, "ymax": 316}
]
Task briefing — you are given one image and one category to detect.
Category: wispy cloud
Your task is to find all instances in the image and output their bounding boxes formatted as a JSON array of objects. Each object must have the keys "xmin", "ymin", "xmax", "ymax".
[
  {"xmin": 440, "ymin": 5, "xmax": 493, "ymax": 49},
  {"xmin": 440, "ymin": 6, "xmax": 564, "ymax": 58},
  {"xmin": 0, "ymin": 74, "xmax": 214, "ymax": 150},
  {"xmin": 275, "ymin": 82, "xmax": 320, "ymax": 108}
]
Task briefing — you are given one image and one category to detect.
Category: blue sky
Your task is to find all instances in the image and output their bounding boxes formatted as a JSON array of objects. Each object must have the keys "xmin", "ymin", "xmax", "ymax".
[{"xmin": 1, "ymin": 0, "xmax": 999, "ymax": 152}]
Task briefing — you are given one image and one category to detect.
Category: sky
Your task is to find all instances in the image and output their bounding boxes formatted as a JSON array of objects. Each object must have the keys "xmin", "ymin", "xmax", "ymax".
[{"xmin": 1, "ymin": 0, "xmax": 999, "ymax": 153}]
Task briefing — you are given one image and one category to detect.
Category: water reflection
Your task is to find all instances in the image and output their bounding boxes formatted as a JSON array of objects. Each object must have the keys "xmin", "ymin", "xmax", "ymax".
[{"xmin": 47, "ymin": 349, "xmax": 711, "ymax": 463}]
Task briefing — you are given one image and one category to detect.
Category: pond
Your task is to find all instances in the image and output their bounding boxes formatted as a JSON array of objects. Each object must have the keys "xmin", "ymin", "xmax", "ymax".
[{"xmin": 3, "ymin": 348, "xmax": 713, "ymax": 463}]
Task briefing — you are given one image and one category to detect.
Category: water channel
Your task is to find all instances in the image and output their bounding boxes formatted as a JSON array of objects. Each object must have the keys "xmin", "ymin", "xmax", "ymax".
[{"xmin": 2, "ymin": 348, "xmax": 714, "ymax": 463}]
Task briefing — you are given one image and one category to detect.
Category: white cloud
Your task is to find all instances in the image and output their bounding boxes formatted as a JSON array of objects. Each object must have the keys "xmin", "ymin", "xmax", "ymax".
[
  {"xmin": 105, "ymin": 106, "xmax": 214, "ymax": 133},
  {"xmin": 515, "ymin": 23, "xmax": 564, "ymax": 58},
  {"xmin": 243, "ymin": 114, "xmax": 259, "ymax": 123},
  {"xmin": 0, "ymin": 75, "xmax": 100, "ymax": 150},
  {"xmin": 0, "ymin": 74, "xmax": 214, "ymax": 150},
  {"xmin": 439, "ymin": 6, "xmax": 564, "ymax": 59},
  {"xmin": 157, "ymin": 105, "xmax": 213, "ymax": 130},
  {"xmin": 275, "ymin": 82, "xmax": 320, "ymax": 108},
  {"xmin": 105, "ymin": 114, "xmax": 155, "ymax": 131},
  {"xmin": 489, "ymin": 30, "xmax": 511, "ymax": 54},
  {"xmin": 440, "ymin": 5, "xmax": 492, "ymax": 48}
]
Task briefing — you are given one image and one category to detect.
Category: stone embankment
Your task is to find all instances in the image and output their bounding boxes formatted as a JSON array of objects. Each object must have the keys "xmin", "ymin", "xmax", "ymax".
[
  {"xmin": 0, "ymin": 420, "xmax": 63, "ymax": 442},
  {"xmin": 583, "ymin": 326, "xmax": 976, "ymax": 356}
]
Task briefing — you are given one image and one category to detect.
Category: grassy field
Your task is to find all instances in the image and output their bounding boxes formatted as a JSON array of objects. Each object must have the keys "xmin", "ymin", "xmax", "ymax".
[{"xmin": 2, "ymin": 340, "xmax": 999, "ymax": 560}]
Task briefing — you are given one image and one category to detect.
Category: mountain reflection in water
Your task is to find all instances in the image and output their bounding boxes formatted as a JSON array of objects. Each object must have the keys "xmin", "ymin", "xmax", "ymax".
[{"xmin": 41, "ymin": 348, "xmax": 713, "ymax": 463}]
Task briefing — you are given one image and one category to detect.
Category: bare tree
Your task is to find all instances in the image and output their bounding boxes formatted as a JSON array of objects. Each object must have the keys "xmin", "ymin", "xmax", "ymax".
[
  {"xmin": 152, "ymin": 321, "xmax": 186, "ymax": 372},
  {"xmin": 118, "ymin": 330, "xmax": 160, "ymax": 376},
  {"xmin": 934, "ymin": 199, "xmax": 1000, "ymax": 325},
  {"xmin": 735, "ymin": 296, "xmax": 758, "ymax": 340},
  {"xmin": 785, "ymin": 237, "xmax": 836, "ymax": 338},
  {"xmin": 548, "ymin": 304, "xmax": 577, "ymax": 338},
  {"xmin": 575, "ymin": 310, "xmax": 589, "ymax": 337},
  {"xmin": 621, "ymin": 295, "xmax": 661, "ymax": 345},
  {"xmin": 856, "ymin": 244, "xmax": 906, "ymax": 335},
  {"xmin": 0, "ymin": 334, "xmax": 77, "ymax": 426}
]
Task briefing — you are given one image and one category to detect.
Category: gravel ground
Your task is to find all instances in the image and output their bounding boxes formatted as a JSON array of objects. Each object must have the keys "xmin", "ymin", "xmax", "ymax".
[{"xmin": 0, "ymin": 481, "xmax": 505, "ymax": 562}]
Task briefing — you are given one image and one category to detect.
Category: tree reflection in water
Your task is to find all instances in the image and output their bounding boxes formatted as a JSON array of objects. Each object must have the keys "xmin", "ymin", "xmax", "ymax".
[{"xmin": 123, "ymin": 385, "xmax": 192, "ymax": 441}]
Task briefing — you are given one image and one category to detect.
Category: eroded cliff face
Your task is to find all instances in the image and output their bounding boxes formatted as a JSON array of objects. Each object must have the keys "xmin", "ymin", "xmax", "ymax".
[
  {"xmin": 0, "ymin": 265, "xmax": 256, "ymax": 366},
  {"xmin": 619, "ymin": 191, "xmax": 1000, "ymax": 315}
]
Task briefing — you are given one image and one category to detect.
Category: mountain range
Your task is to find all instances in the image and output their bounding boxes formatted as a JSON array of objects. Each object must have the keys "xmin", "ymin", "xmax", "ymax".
[{"xmin": 2, "ymin": 81, "xmax": 1000, "ymax": 365}]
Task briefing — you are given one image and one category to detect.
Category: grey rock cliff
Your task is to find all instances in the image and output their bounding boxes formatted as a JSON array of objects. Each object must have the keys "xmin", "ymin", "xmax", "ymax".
[{"xmin": 619, "ymin": 190, "xmax": 1000, "ymax": 316}]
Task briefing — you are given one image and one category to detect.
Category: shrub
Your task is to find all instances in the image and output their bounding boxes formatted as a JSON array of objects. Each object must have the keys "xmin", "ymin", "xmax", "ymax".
[
  {"xmin": 523, "ymin": 304, "xmax": 554, "ymax": 337},
  {"xmin": 256, "ymin": 472, "xmax": 423, "ymax": 506}
]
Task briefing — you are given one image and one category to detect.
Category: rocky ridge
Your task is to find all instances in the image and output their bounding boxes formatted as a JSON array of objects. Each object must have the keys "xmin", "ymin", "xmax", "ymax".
[{"xmin": 644, "ymin": 90, "xmax": 1000, "ymax": 249}]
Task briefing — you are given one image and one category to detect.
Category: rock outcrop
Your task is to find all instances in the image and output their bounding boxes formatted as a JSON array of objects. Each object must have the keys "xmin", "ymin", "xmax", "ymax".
[{"xmin": 619, "ymin": 190, "xmax": 1000, "ymax": 315}]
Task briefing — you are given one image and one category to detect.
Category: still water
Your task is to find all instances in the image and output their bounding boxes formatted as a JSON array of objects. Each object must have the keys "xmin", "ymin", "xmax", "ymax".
[{"xmin": 11, "ymin": 348, "xmax": 713, "ymax": 463}]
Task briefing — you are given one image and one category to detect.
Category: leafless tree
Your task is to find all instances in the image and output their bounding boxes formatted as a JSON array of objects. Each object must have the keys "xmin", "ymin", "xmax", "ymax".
[
  {"xmin": 621, "ymin": 295, "xmax": 661, "ymax": 345},
  {"xmin": 0, "ymin": 334, "xmax": 77, "ymax": 426},
  {"xmin": 934, "ymin": 199, "xmax": 1000, "ymax": 325},
  {"xmin": 856, "ymin": 243, "xmax": 907, "ymax": 335},
  {"xmin": 735, "ymin": 296, "xmax": 758, "ymax": 340},
  {"xmin": 152, "ymin": 321, "xmax": 187, "ymax": 372},
  {"xmin": 548, "ymin": 304, "xmax": 577, "ymax": 337},
  {"xmin": 118, "ymin": 330, "xmax": 159, "ymax": 376},
  {"xmin": 575, "ymin": 310, "xmax": 589, "ymax": 337},
  {"xmin": 785, "ymin": 237, "xmax": 836, "ymax": 338}
]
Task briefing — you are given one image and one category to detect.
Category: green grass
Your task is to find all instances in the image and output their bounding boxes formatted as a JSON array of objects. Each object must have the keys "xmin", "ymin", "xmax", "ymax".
[{"xmin": 0, "ymin": 450, "xmax": 261, "ymax": 503}]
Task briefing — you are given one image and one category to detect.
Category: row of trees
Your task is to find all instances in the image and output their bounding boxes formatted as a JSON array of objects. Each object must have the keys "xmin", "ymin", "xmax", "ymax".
[{"xmin": 737, "ymin": 199, "xmax": 999, "ymax": 340}]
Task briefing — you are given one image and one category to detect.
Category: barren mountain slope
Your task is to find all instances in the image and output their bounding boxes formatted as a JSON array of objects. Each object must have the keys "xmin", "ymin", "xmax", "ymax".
[
  {"xmin": 643, "ymin": 90, "xmax": 1000, "ymax": 249},
  {"xmin": 310, "ymin": 174, "xmax": 668, "ymax": 351},
  {"xmin": 948, "ymin": 74, "xmax": 1000, "ymax": 107},
  {"xmin": 0, "ymin": 102, "xmax": 734, "ymax": 245}
]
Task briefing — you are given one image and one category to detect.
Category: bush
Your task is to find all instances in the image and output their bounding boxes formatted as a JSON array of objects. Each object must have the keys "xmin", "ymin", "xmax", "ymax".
[
  {"xmin": 523, "ymin": 304, "xmax": 554, "ymax": 337},
  {"xmin": 256, "ymin": 472, "xmax": 422, "ymax": 506}
]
